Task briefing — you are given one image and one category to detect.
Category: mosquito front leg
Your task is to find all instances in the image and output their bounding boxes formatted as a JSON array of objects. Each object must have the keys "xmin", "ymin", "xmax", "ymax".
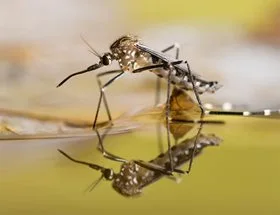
[
  {"xmin": 93, "ymin": 71, "xmax": 125, "ymax": 129},
  {"xmin": 95, "ymin": 70, "xmax": 123, "ymax": 126}
]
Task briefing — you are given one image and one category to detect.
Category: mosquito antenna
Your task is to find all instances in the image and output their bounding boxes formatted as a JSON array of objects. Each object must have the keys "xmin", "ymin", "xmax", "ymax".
[
  {"xmin": 84, "ymin": 175, "xmax": 104, "ymax": 193},
  {"xmin": 88, "ymin": 49, "xmax": 97, "ymax": 55},
  {"xmin": 80, "ymin": 34, "xmax": 101, "ymax": 58},
  {"xmin": 58, "ymin": 149, "xmax": 105, "ymax": 171},
  {"xmin": 56, "ymin": 35, "xmax": 105, "ymax": 88}
]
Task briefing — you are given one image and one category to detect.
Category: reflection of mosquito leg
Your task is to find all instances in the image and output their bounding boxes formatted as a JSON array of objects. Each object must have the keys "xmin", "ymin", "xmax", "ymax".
[
  {"xmin": 95, "ymin": 70, "xmax": 123, "ymax": 126},
  {"xmin": 93, "ymin": 71, "xmax": 125, "ymax": 129},
  {"xmin": 155, "ymin": 76, "xmax": 161, "ymax": 106},
  {"xmin": 155, "ymin": 43, "xmax": 180, "ymax": 105},
  {"xmin": 156, "ymin": 122, "xmax": 164, "ymax": 153},
  {"xmin": 185, "ymin": 116, "xmax": 204, "ymax": 174},
  {"xmin": 133, "ymin": 160, "xmax": 184, "ymax": 175},
  {"xmin": 95, "ymin": 128, "xmax": 127, "ymax": 163}
]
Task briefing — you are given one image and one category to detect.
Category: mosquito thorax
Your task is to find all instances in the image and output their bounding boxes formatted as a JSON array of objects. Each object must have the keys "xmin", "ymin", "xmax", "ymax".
[
  {"xmin": 112, "ymin": 161, "xmax": 142, "ymax": 197},
  {"xmin": 109, "ymin": 35, "xmax": 151, "ymax": 72}
]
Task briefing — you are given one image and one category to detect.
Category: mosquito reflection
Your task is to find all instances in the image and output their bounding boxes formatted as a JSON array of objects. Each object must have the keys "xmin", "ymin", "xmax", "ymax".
[{"xmin": 58, "ymin": 126, "xmax": 222, "ymax": 197}]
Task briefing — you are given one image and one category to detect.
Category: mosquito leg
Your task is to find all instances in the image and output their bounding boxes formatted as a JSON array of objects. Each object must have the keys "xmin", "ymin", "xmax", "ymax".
[
  {"xmin": 166, "ymin": 65, "xmax": 174, "ymax": 172},
  {"xmin": 95, "ymin": 128, "xmax": 127, "ymax": 163},
  {"xmin": 155, "ymin": 43, "xmax": 181, "ymax": 105},
  {"xmin": 131, "ymin": 62, "xmax": 181, "ymax": 163},
  {"xmin": 176, "ymin": 64, "xmax": 206, "ymax": 174},
  {"xmin": 95, "ymin": 70, "xmax": 123, "ymax": 126},
  {"xmin": 133, "ymin": 160, "xmax": 185, "ymax": 175},
  {"xmin": 161, "ymin": 43, "xmax": 180, "ymax": 59},
  {"xmin": 156, "ymin": 122, "xmax": 164, "ymax": 153},
  {"xmin": 185, "ymin": 116, "xmax": 204, "ymax": 174},
  {"xmin": 93, "ymin": 71, "xmax": 125, "ymax": 129},
  {"xmin": 155, "ymin": 43, "xmax": 181, "ymax": 154},
  {"xmin": 184, "ymin": 59, "xmax": 206, "ymax": 172},
  {"xmin": 132, "ymin": 61, "xmax": 183, "ymax": 74},
  {"xmin": 184, "ymin": 61, "xmax": 205, "ymax": 115}
]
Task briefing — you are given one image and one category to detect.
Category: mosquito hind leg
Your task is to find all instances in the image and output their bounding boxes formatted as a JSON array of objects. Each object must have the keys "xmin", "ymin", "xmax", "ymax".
[
  {"xmin": 184, "ymin": 61, "xmax": 205, "ymax": 115},
  {"xmin": 93, "ymin": 71, "xmax": 125, "ymax": 129},
  {"xmin": 165, "ymin": 65, "xmax": 175, "ymax": 171},
  {"xmin": 155, "ymin": 43, "xmax": 181, "ymax": 105},
  {"xmin": 155, "ymin": 43, "xmax": 181, "ymax": 154},
  {"xmin": 174, "ymin": 61, "xmax": 206, "ymax": 174},
  {"xmin": 161, "ymin": 43, "xmax": 180, "ymax": 59}
]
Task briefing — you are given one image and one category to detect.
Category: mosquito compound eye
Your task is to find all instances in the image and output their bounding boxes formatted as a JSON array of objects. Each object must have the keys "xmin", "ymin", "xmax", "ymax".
[{"xmin": 102, "ymin": 54, "xmax": 112, "ymax": 66}]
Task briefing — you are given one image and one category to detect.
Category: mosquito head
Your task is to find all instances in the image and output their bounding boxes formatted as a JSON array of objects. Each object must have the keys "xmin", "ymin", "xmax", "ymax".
[
  {"xmin": 102, "ymin": 168, "xmax": 115, "ymax": 181},
  {"xmin": 101, "ymin": 53, "xmax": 113, "ymax": 66},
  {"xmin": 112, "ymin": 161, "xmax": 142, "ymax": 197},
  {"xmin": 84, "ymin": 168, "xmax": 115, "ymax": 192}
]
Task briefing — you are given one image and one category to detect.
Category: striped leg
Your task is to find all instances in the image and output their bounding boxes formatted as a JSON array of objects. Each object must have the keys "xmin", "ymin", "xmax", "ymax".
[
  {"xmin": 165, "ymin": 64, "xmax": 176, "ymax": 171},
  {"xmin": 155, "ymin": 43, "xmax": 180, "ymax": 105},
  {"xmin": 156, "ymin": 44, "xmax": 181, "ymax": 154}
]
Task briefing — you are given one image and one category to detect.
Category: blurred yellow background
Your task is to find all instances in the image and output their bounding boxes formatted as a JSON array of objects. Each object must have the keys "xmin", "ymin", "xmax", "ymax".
[
  {"xmin": 127, "ymin": 0, "xmax": 275, "ymax": 26},
  {"xmin": 1, "ymin": 1, "xmax": 280, "ymax": 215}
]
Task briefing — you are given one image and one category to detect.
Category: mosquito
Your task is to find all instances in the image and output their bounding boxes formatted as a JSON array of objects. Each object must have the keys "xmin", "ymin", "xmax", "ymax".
[
  {"xmin": 58, "ymin": 131, "xmax": 221, "ymax": 197},
  {"xmin": 57, "ymin": 35, "xmax": 223, "ymax": 170},
  {"xmin": 57, "ymin": 35, "xmax": 221, "ymax": 125}
]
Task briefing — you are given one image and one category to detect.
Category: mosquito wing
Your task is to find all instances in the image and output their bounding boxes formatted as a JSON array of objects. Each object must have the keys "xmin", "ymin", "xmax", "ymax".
[
  {"xmin": 136, "ymin": 43, "xmax": 199, "ymax": 76},
  {"xmin": 136, "ymin": 43, "xmax": 176, "ymax": 62}
]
